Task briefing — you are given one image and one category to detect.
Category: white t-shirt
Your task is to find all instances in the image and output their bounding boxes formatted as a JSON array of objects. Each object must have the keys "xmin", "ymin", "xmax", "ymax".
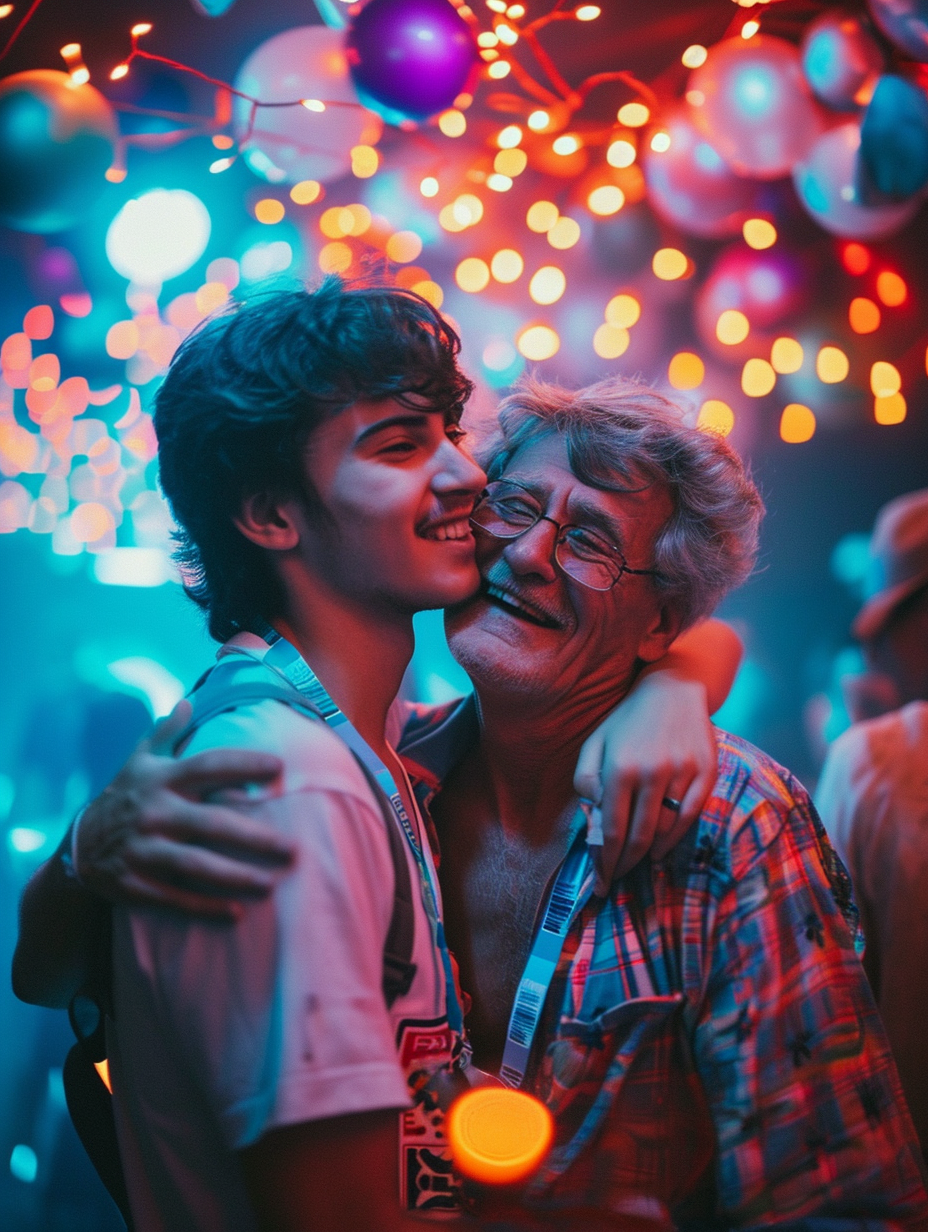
[{"xmin": 109, "ymin": 694, "xmax": 460, "ymax": 1232}]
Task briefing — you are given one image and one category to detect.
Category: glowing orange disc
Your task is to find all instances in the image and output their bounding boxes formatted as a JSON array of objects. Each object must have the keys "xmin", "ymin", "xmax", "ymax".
[{"xmin": 447, "ymin": 1087, "xmax": 553, "ymax": 1185}]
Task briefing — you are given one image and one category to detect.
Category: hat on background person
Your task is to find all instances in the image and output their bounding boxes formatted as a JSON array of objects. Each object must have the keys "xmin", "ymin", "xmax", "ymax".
[{"xmin": 853, "ymin": 488, "xmax": 928, "ymax": 642}]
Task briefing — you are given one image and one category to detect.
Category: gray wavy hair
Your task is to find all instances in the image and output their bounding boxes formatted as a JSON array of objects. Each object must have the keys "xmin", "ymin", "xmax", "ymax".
[{"xmin": 478, "ymin": 375, "xmax": 763, "ymax": 629}]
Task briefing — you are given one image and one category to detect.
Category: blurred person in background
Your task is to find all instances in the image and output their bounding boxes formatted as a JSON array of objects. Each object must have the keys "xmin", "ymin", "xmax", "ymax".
[{"xmin": 816, "ymin": 489, "xmax": 928, "ymax": 1160}]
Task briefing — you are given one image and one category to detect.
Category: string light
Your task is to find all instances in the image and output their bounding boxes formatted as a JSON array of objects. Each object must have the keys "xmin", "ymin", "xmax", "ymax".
[
  {"xmin": 351, "ymin": 145, "xmax": 379, "ymax": 177},
  {"xmin": 527, "ymin": 110, "xmax": 550, "ymax": 131},
  {"xmin": 587, "ymin": 185, "xmax": 624, "ymax": 215},
  {"xmin": 300, "ymin": 99, "xmax": 326, "ymax": 112},
  {"xmin": 439, "ymin": 109, "xmax": 467, "ymax": 137},
  {"xmin": 682, "ymin": 45, "xmax": 708, "ymax": 68},
  {"xmin": 576, "ymin": 5, "xmax": 601, "ymax": 19},
  {"xmin": 386, "ymin": 229, "xmax": 424, "ymax": 262},
  {"xmin": 618, "ymin": 103, "xmax": 649, "ymax": 127},
  {"xmin": 488, "ymin": 60, "xmax": 511, "ymax": 78},
  {"xmin": 497, "ymin": 125, "xmax": 523, "ymax": 148},
  {"xmin": 495, "ymin": 23, "xmax": 518, "ymax": 45},
  {"xmin": 319, "ymin": 242, "xmax": 352, "ymax": 274},
  {"xmin": 487, "ymin": 173, "xmax": 514, "ymax": 191},
  {"xmin": 59, "ymin": 43, "xmax": 90, "ymax": 85},
  {"xmin": 607, "ymin": 139, "xmax": 636, "ymax": 168},
  {"xmin": 780, "ymin": 404, "xmax": 816, "ymax": 444},
  {"xmin": 552, "ymin": 134, "xmax": 581, "ymax": 155},
  {"xmin": 741, "ymin": 19, "xmax": 760, "ymax": 37}
]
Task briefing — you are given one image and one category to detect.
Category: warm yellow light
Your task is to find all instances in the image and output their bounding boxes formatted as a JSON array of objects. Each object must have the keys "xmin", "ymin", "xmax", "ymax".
[
  {"xmin": 497, "ymin": 125, "xmax": 523, "ymax": 149},
  {"xmin": 593, "ymin": 324, "xmax": 630, "ymax": 359},
  {"xmin": 131, "ymin": 22, "xmax": 152, "ymax": 36},
  {"xmin": 420, "ymin": 176, "xmax": 440, "ymax": 197},
  {"xmin": 816, "ymin": 346, "xmax": 849, "ymax": 383},
  {"xmin": 742, "ymin": 357, "xmax": 776, "ymax": 397},
  {"xmin": 110, "ymin": 63, "xmax": 130, "ymax": 80},
  {"xmin": 439, "ymin": 109, "xmax": 467, "ymax": 138},
  {"xmin": 195, "ymin": 282, "xmax": 229, "ymax": 316},
  {"xmin": 848, "ymin": 297, "xmax": 880, "ymax": 334},
  {"xmin": 552, "ymin": 134, "xmax": 581, "ymax": 156},
  {"xmin": 870, "ymin": 361, "xmax": 901, "ymax": 397},
  {"xmin": 876, "ymin": 270, "xmax": 907, "ymax": 307},
  {"xmin": 29, "ymin": 353, "xmax": 59, "ymax": 391},
  {"xmin": 290, "ymin": 180, "xmax": 321, "ymax": 205},
  {"xmin": 439, "ymin": 206, "xmax": 466, "ymax": 233},
  {"xmin": 716, "ymin": 309, "xmax": 749, "ymax": 345},
  {"xmin": 107, "ymin": 321, "xmax": 139, "ymax": 361},
  {"xmin": 527, "ymin": 110, "xmax": 550, "ymax": 131},
  {"xmin": 496, "ymin": 22, "xmax": 518, "ymax": 45},
  {"xmin": 456, "ymin": 257, "xmax": 491, "ymax": 293},
  {"xmin": 486, "ymin": 0, "xmax": 507, "ymax": 10},
  {"xmin": 69, "ymin": 66, "xmax": 90, "ymax": 85},
  {"xmin": 319, "ymin": 241, "xmax": 353, "ymax": 274},
  {"xmin": 618, "ymin": 102, "xmax": 649, "ymax": 127},
  {"xmin": 320, "ymin": 206, "xmax": 348, "ymax": 238},
  {"xmin": 607, "ymin": 139, "xmax": 636, "ymax": 168},
  {"xmin": 0, "ymin": 6, "xmax": 15, "ymax": 17},
  {"xmin": 686, "ymin": 88, "xmax": 706, "ymax": 107},
  {"xmin": 529, "ymin": 266, "xmax": 566, "ymax": 305},
  {"xmin": 526, "ymin": 200, "xmax": 559, "ymax": 233},
  {"xmin": 770, "ymin": 337, "xmax": 803, "ymax": 374},
  {"xmin": 697, "ymin": 400, "xmax": 735, "ymax": 437},
  {"xmin": 743, "ymin": 218, "xmax": 777, "ymax": 250},
  {"xmin": 742, "ymin": 19, "xmax": 760, "ymax": 37},
  {"xmin": 300, "ymin": 99, "xmax": 326, "ymax": 112},
  {"xmin": 495, "ymin": 148, "xmax": 527, "ymax": 176},
  {"xmin": 488, "ymin": 60, "xmax": 512, "ymax": 78},
  {"xmin": 547, "ymin": 217, "xmax": 581, "ymax": 249},
  {"xmin": 652, "ymin": 248, "xmax": 688, "ymax": 280},
  {"xmin": 413, "ymin": 280, "xmax": 444, "ymax": 309},
  {"xmin": 576, "ymin": 5, "xmax": 601, "ymax": 19},
  {"xmin": 605, "ymin": 294, "xmax": 640, "ymax": 329},
  {"xmin": 452, "ymin": 194, "xmax": 484, "ymax": 227},
  {"xmin": 351, "ymin": 145, "xmax": 379, "ymax": 177},
  {"xmin": 447, "ymin": 1087, "xmax": 554, "ymax": 1187},
  {"xmin": 780, "ymin": 404, "xmax": 816, "ymax": 444},
  {"xmin": 487, "ymin": 173, "xmax": 514, "ymax": 192},
  {"xmin": 517, "ymin": 325, "xmax": 560, "ymax": 360},
  {"xmin": 478, "ymin": 31, "xmax": 499, "ymax": 47},
  {"xmin": 874, "ymin": 393, "xmax": 907, "ymax": 425},
  {"xmin": 650, "ymin": 131, "xmax": 671, "ymax": 152},
  {"xmin": 588, "ymin": 185, "xmax": 625, "ymax": 216},
  {"xmin": 339, "ymin": 204, "xmax": 369, "ymax": 236},
  {"xmin": 212, "ymin": 134, "xmax": 234, "ymax": 150},
  {"xmin": 71, "ymin": 502, "xmax": 115, "ymax": 544},
  {"xmin": 105, "ymin": 166, "xmax": 127, "ymax": 183},
  {"xmin": 386, "ymin": 231, "xmax": 423, "ymax": 263},
  {"xmin": 507, "ymin": 4, "xmax": 526, "ymax": 17},
  {"xmin": 668, "ymin": 352, "xmax": 705, "ymax": 390},
  {"xmin": 682, "ymin": 44, "xmax": 708, "ymax": 68},
  {"xmin": 491, "ymin": 249, "xmax": 524, "ymax": 283},
  {"xmin": 254, "ymin": 198, "xmax": 285, "ymax": 225}
]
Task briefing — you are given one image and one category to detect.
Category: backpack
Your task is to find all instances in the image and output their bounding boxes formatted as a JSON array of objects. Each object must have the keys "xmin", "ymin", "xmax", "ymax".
[{"xmin": 65, "ymin": 654, "xmax": 418, "ymax": 1228}]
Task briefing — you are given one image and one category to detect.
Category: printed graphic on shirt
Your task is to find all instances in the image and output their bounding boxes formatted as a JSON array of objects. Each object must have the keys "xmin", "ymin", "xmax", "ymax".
[{"xmin": 396, "ymin": 1017, "xmax": 465, "ymax": 1218}]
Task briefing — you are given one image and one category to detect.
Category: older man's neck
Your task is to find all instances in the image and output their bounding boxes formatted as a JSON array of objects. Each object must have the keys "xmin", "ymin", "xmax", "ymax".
[{"xmin": 472, "ymin": 675, "xmax": 635, "ymax": 842}]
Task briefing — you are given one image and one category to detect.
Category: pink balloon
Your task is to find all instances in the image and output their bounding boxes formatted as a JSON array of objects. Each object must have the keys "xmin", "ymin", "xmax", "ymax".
[
  {"xmin": 644, "ymin": 105, "xmax": 758, "ymax": 237},
  {"xmin": 801, "ymin": 10, "xmax": 883, "ymax": 110},
  {"xmin": 695, "ymin": 243, "xmax": 811, "ymax": 358},
  {"xmin": 233, "ymin": 26, "xmax": 382, "ymax": 185},
  {"xmin": 689, "ymin": 36, "xmax": 824, "ymax": 179},
  {"xmin": 793, "ymin": 120, "xmax": 922, "ymax": 237}
]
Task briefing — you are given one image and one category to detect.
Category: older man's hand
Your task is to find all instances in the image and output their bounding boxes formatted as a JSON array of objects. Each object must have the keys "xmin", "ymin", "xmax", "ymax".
[
  {"xmin": 574, "ymin": 673, "xmax": 718, "ymax": 894},
  {"xmin": 75, "ymin": 701, "xmax": 293, "ymax": 919}
]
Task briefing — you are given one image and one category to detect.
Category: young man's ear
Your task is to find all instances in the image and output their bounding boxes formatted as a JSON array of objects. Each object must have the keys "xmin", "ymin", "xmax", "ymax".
[{"xmin": 234, "ymin": 491, "xmax": 301, "ymax": 552}]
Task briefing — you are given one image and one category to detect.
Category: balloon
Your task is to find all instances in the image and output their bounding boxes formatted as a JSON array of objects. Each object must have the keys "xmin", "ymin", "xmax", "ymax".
[
  {"xmin": 689, "ymin": 36, "xmax": 824, "ymax": 179},
  {"xmin": 190, "ymin": 0, "xmax": 238, "ymax": 13},
  {"xmin": 868, "ymin": 0, "xmax": 928, "ymax": 62},
  {"xmin": 346, "ymin": 0, "xmax": 479, "ymax": 122},
  {"xmin": 0, "ymin": 70, "xmax": 117, "ymax": 233},
  {"xmin": 644, "ymin": 104, "xmax": 758, "ymax": 237},
  {"xmin": 859, "ymin": 75, "xmax": 928, "ymax": 200},
  {"xmin": 793, "ymin": 120, "xmax": 922, "ymax": 237},
  {"xmin": 695, "ymin": 242, "xmax": 811, "ymax": 359},
  {"xmin": 233, "ymin": 26, "xmax": 382, "ymax": 185},
  {"xmin": 801, "ymin": 10, "xmax": 883, "ymax": 110}
]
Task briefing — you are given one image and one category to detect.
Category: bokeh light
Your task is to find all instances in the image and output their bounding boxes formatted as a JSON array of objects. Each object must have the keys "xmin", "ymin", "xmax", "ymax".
[
  {"xmin": 780, "ymin": 403, "xmax": 816, "ymax": 443},
  {"xmin": 385, "ymin": 231, "xmax": 423, "ymax": 263},
  {"xmin": 842, "ymin": 242, "xmax": 871, "ymax": 275},
  {"xmin": 497, "ymin": 125, "xmax": 523, "ymax": 148},
  {"xmin": 716, "ymin": 309, "xmax": 750, "ymax": 345},
  {"xmin": 849, "ymin": 298, "xmax": 880, "ymax": 334},
  {"xmin": 529, "ymin": 266, "xmax": 566, "ymax": 305},
  {"xmin": 587, "ymin": 186, "xmax": 625, "ymax": 216},
  {"xmin": 420, "ymin": 177, "xmax": 440, "ymax": 198},
  {"xmin": 319, "ymin": 241, "xmax": 352, "ymax": 274},
  {"xmin": 606, "ymin": 140, "xmax": 636, "ymax": 168},
  {"xmin": 526, "ymin": 201, "xmax": 559, "ymax": 233},
  {"xmin": 876, "ymin": 271, "xmax": 907, "ymax": 307},
  {"xmin": 106, "ymin": 190, "xmax": 211, "ymax": 286},
  {"xmin": 350, "ymin": 145, "xmax": 379, "ymax": 178},
  {"xmin": 816, "ymin": 346, "xmax": 849, "ymax": 383},
  {"xmin": 456, "ymin": 258, "xmax": 491, "ymax": 293},
  {"xmin": 290, "ymin": 180, "xmax": 322, "ymax": 205},
  {"xmin": 517, "ymin": 325, "xmax": 560, "ymax": 360},
  {"xmin": 490, "ymin": 249, "xmax": 524, "ymax": 283},
  {"xmin": 605, "ymin": 294, "xmax": 640, "ymax": 328},
  {"xmin": 682, "ymin": 45, "xmax": 708, "ymax": 69},
  {"xmin": 668, "ymin": 352, "xmax": 704, "ymax": 389},
  {"xmin": 547, "ymin": 217, "xmax": 581, "ymax": 249},
  {"xmin": 618, "ymin": 102, "xmax": 649, "ymax": 126},
  {"xmin": 593, "ymin": 324, "xmax": 630, "ymax": 358},
  {"xmin": 771, "ymin": 337, "xmax": 804, "ymax": 374},
  {"xmin": 742, "ymin": 358, "xmax": 776, "ymax": 396},
  {"xmin": 254, "ymin": 199, "xmax": 285, "ymax": 224},
  {"xmin": 874, "ymin": 393, "xmax": 906, "ymax": 424},
  {"xmin": 652, "ymin": 248, "xmax": 688, "ymax": 280},
  {"xmin": 495, "ymin": 148, "xmax": 528, "ymax": 177},
  {"xmin": 870, "ymin": 361, "xmax": 901, "ymax": 397},
  {"xmin": 697, "ymin": 399, "xmax": 735, "ymax": 436},
  {"xmin": 439, "ymin": 109, "xmax": 467, "ymax": 137},
  {"xmin": 743, "ymin": 218, "xmax": 777, "ymax": 250}
]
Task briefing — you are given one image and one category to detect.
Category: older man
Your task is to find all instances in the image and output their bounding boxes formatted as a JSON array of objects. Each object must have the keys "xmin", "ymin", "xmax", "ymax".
[{"xmin": 17, "ymin": 376, "xmax": 928, "ymax": 1227}]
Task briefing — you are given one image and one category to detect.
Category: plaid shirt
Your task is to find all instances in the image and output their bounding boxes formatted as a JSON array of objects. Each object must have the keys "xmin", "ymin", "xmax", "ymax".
[{"xmin": 398, "ymin": 696, "xmax": 928, "ymax": 1230}]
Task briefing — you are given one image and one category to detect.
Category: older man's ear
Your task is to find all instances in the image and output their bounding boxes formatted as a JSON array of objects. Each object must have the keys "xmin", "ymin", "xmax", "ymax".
[{"xmin": 635, "ymin": 601, "xmax": 687, "ymax": 666}]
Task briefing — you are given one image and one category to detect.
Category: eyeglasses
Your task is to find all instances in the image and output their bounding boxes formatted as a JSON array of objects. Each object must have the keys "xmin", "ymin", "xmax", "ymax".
[{"xmin": 469, "ymin": 480, "xmax": 661, "ymax": 592}]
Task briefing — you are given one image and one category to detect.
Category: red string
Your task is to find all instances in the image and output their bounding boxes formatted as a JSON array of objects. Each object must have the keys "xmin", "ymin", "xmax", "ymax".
[{"xmin": 0, "ymin": 0, "xmax": 46, "ymax": 63}]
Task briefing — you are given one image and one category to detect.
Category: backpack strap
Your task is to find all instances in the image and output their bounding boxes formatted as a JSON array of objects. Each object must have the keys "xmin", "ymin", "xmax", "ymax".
[{"xmin": 176, "ymin": 654, "xmax": 417, "ymax": 1005}]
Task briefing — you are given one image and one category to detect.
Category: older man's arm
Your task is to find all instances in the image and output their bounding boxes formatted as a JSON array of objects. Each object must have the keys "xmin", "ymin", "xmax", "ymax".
[{"xmin": 693, "ymin": 764, "xmax": 928, "ymax": 1228}]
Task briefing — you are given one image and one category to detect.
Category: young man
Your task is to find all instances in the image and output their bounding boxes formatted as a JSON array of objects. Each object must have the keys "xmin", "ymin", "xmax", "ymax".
[{"xmin": 14, "ymin": 281, "xmax": 736, "ymax": 1230}]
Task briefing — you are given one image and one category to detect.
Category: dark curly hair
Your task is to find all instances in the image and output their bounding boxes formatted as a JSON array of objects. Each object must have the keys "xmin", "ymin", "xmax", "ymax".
[{"xmin": 154, "ymin": 277, "xmax": 474, "ymax": 642}]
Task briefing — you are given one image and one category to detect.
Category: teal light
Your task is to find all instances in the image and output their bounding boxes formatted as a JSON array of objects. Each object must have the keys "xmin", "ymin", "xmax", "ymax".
[{"xmin": 106, "ymin": 189, "xmax": 211, "ymax": 285}]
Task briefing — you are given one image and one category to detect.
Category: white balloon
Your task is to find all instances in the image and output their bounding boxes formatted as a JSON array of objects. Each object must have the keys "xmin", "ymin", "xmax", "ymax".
[
  {"xmin": 793, "ymin": 120, "xmax": 921, "ymax": 238},
  {"xmin": 233, "ymin": 26, "xmax": 382, "ymax": 185}
]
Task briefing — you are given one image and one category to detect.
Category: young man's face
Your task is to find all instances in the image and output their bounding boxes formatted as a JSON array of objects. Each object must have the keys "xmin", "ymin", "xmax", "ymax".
[
  {"xmin": 445, "ymin": 430, "xmax": 679, "ymax": 707},
  {"xmin": 296, "ymin": 397, "xmax": 486, "ymax": 616}
]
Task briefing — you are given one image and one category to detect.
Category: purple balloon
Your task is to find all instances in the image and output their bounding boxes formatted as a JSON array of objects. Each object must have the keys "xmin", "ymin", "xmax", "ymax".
[
  {"xmin": 347, "ymin": 0, "xmax": 479, "ymax": 121},
  {"xmin": 869, "ymin": 0, "xmax": 928, "ymax": 62}
]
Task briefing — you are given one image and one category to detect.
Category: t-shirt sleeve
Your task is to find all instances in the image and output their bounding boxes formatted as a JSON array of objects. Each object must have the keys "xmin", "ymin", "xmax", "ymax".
[{"xmin": 122, "ymin": 701, "xmax": 412, "ymax": 1151}]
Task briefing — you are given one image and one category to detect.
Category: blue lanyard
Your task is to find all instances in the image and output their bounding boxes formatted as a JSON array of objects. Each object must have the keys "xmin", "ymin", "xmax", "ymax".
[
  {"xmin": 499, "ymin": 805, "xmax": 597, "ymax": 1089},
  {"xmin": 258, "ymin": 632, "xmax": 464, "ymax": 1035}
]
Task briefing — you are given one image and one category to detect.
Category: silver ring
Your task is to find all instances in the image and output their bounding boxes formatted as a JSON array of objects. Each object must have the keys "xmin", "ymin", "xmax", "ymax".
[{"xmin": 661, "ymin": 796, "xmax": 682, "ymax": 812}]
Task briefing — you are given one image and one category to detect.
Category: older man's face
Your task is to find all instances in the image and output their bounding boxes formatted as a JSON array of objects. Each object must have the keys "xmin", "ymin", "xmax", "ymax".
[{"xmin": 445, "ymin": 431, "xmax": 679, "ymax": 709}]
